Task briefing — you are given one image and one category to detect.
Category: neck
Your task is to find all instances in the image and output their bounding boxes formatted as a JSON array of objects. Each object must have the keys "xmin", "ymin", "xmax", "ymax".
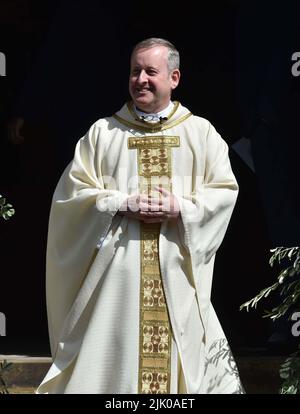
[{"xmin": 135, "ymin": 101, "xmax": 172, "ymax": 115}]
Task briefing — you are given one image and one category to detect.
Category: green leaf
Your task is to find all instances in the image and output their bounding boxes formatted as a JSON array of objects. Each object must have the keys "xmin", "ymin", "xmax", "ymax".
[{"xmin": 241, "ymin": 246, "xmax": 300, "ymax": 394}]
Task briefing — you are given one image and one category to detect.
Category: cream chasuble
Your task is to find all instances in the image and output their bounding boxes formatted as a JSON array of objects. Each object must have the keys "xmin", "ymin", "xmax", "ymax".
[{"xmin": 37, "ymin": 102, "xmax": 244, "ymax": 394}]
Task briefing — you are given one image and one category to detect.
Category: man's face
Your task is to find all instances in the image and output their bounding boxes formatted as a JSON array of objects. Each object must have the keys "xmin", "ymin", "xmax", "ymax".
[{"xmin": 129, "ymin": 45, "xmax": 180, "ymax": 113}]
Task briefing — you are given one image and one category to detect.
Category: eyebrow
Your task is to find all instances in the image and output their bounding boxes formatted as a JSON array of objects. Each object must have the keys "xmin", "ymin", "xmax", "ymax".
[{"xmin": 132, "ymin": 65, "xmax": 159, "ymax": 71}]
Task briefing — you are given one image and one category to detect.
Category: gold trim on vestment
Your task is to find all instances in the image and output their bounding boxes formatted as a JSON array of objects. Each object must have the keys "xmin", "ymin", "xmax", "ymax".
[
  {"xmin": 139, "ymin": 223, "xmax": 171, "ymax": 394},
  {"xmin": 128, "ymin": 136, "xmax": 180, "ymax": 149},
  {"xmin": 129, "ymin": 136, "xmax": 180, "ymax": 394},
  {"xmin": 128, "ymin": 136, "xmax": 180, "ymax": 180}
]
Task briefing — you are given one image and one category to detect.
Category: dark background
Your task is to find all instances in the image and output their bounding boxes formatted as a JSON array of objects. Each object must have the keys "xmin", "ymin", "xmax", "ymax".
[{"xmin": 0, "ymin": 0, "xmax": 297, "ymax": 356}]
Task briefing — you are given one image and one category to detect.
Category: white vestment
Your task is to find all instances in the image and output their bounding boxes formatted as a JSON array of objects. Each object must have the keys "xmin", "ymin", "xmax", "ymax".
[{"xmin": 37, "ymin": 102, "xmax": 243, "ymax": 394}]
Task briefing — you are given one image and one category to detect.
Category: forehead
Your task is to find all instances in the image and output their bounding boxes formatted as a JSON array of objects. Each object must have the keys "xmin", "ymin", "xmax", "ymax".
[{"xmin": 131, "ymin": 45, "xmax": 168, "ymax": 67}]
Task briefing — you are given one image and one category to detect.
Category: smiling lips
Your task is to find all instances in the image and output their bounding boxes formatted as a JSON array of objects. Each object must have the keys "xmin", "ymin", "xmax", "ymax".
[{"xmin": 135, "ymin": 87, "xmax": 152, "ymax": 93}]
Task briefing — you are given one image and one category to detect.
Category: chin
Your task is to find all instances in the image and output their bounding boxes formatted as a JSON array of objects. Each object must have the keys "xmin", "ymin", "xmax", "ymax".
[{"xmin": 134, "ymin": 99, "xmax": 152, "ymax": 111}]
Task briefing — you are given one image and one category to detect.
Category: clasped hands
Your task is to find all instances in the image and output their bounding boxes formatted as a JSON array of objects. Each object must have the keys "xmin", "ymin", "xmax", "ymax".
[{"xmin": 118, "ymin": 187, "xmax": 180, "ymax": 223}]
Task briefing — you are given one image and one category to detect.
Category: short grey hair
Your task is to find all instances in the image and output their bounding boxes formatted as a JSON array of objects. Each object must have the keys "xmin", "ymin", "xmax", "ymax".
[{"xmin": 131, "ymin": 37, "xmax": 180, "ymax": 72}]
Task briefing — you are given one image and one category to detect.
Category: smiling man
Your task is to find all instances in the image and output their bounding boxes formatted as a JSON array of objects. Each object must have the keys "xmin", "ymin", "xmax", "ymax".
[
  {"xmin": 129, "ymin": 42, "xmax": 180, "ymax": 114},
  {"xmin": 37, "ymin": 38, "xmax": 243, "ymax": 394}
]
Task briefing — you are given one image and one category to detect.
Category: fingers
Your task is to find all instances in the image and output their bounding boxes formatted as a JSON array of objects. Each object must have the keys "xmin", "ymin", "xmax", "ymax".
[
  {"xmin": 154, "ymin": 186, "xmax": 170, "ymax": 196},
  {"xmin": 126, "ymin": 194, "xmax": 162, "ymax": 213},
  {"xmin": 142, "ymin": 218, "xmax": 164, "ymax": 223},
  {"xmin": 123, "ymin": 211, "xmax": 165, "ymax": 223},
  {"xmin": 140, "ymin": 211, "xmax": 164, "ymax": 217},
  {"xmin": 122, "ymin": 192, "xmax": 179, "ymax": 220},
  {"xmin": 147, "ymin": 197, "xmax": 163, "ymax": 205}
]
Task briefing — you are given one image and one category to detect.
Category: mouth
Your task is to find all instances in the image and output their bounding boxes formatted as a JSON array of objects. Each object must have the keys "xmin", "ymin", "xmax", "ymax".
[{"xmin": 135, "ymin": 88, "xmax": 150, "ymax": 94}]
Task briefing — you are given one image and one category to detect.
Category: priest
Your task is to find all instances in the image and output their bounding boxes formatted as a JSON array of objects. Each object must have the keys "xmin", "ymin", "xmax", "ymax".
[{"xmin": 37, "ymin": 38, "xmax": 243, "ymax": 394}]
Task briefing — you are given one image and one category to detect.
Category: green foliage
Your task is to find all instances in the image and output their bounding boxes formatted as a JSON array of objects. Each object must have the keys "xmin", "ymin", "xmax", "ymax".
[
  {"xmin": 240, "ymin": 247, "xmax": 300, "ymax": 394},
  {"xmin": 279, "ymin": 351, "xmax": 300, "ymax": 394},
  {"xmin": 0, "ymin": 195, "xmax": 15, "ymax": 220},
  {"xmin": 241, "ymin": 247, "xmax": 300, "ymax": 321},
  {"xmin": 0, "ymin": 360, "xmax": 12, "ymax": 394}
]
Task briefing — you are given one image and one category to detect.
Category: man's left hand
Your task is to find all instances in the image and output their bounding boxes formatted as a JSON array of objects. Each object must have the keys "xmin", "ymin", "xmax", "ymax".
[{"xmin": 140, "ymin": 186, "xmax": 180, "ymax": 223}]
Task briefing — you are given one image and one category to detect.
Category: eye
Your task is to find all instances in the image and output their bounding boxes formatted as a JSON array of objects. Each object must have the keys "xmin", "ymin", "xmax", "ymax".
[
  {"xmin": 131, "ymin": 69, "xmax": 140, "ymax": 76},
  {"xmin": 147, "ymin": 70, "xmax": 157, "ymax": 76}
]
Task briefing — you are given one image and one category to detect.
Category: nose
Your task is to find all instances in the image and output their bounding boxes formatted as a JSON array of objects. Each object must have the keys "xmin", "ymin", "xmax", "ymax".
[{"xmin": 137, "ymin": 69, "xmax": 147, "ymax": 83}]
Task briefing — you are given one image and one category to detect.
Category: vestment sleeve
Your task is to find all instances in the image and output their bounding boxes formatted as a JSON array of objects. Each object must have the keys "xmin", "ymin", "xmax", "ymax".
[
  {"xmin": 46, "ymin": 124, "xmax": 128, "ymax": 355},
  {"xmin": 177, "ymin": 122, "xmax": 238, "ymax": 267}
]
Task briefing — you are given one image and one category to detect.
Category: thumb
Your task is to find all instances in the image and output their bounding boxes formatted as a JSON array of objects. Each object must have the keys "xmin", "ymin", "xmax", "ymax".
[{"xmin": 154, "ymin": 186, "xmax": 170, "ymax": 196}]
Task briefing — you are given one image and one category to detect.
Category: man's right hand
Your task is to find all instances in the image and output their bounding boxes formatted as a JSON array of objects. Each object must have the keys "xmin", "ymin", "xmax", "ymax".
[
  {"xmin": 117, "ymin": 190, "xmax": 180, "ymax": 224},
  {"xmin": 118, "ymin": 194, "xmax": 165, "ymax": 223},
  {"xmin": 7, "ymin": 117, "xmax": 25, "ymax": 144}
]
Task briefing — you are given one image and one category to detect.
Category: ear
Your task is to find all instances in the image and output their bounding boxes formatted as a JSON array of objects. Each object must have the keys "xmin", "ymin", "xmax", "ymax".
[{"xmin": 170, "ymin": 69, "xmax": 180, "ymax": 90}]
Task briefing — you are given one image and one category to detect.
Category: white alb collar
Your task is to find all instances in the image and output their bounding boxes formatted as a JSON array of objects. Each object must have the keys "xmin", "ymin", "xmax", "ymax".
[{"xmin": 135, "ymin": 101, "xmax": 174, "ymax": 122}]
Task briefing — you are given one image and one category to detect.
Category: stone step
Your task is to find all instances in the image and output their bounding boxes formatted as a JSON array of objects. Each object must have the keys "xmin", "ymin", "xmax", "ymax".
[
  {"xmin": 0, "ymin": 355, "xmax": 51, "ymax": 394},
  {"xmin": 0, "ymin": 354, "xmax": 286, "ymax": 394}
]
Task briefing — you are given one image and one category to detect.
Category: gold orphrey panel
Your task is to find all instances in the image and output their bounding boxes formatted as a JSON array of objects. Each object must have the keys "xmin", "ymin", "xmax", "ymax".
[{"xmin": 128, "ymin": 136, "xmax": 180, "ymax": 394}]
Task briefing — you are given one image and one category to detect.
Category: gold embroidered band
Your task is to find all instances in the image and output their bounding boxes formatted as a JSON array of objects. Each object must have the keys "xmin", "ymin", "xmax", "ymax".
[{"xmin": 129, "ymin": 135, "xmax": 180, "ymax": 394}]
